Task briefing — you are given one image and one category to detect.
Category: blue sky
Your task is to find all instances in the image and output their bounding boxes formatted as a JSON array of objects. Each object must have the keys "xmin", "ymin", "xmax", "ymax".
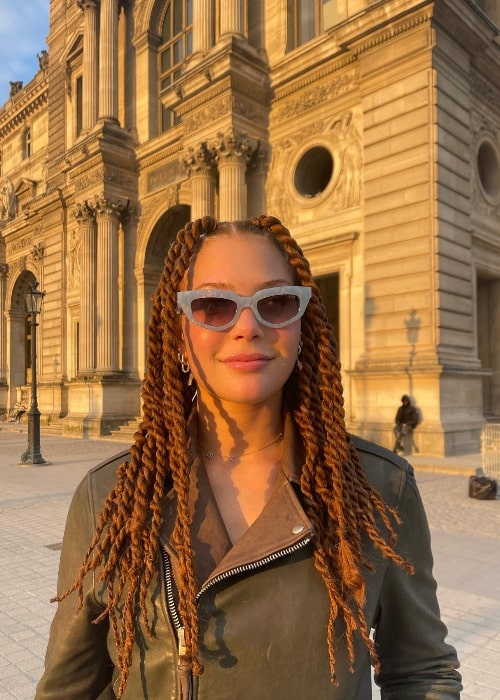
[{"xmin": 0, "ymin": 1, "xmax": 50, "ymax": 107}]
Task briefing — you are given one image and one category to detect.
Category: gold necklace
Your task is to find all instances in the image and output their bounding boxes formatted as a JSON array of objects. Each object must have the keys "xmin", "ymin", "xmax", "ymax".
[{"xmin": 200, "ymin": 432, "xmax": 283, "ymax": 464}]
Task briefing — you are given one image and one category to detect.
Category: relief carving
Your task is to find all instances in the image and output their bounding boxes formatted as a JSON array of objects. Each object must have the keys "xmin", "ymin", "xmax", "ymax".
[
  {"xmin": 331, "ymin": 111, "xmax": 363, "ymax": 209},
  {"xmin": 67, "ymin": 230, "xmax": 81, "ymax": 289},
  {"xmin": 182, "ymin": 142, "xmax": 216, "ymax": 176},
  {"xmin": 0, "ymin": 177, "xmax": 17, "ymax": 220},
  {"xmin": 213, "ymin": 130, "xmax": 255, "ymax": 166},
  {"xmin": 274, "ymin": 73, "xmax": 356, "ymax": 122},
  {"xmin": 183, "ymin": 96, "xmax": 232, "ymax": 132}
]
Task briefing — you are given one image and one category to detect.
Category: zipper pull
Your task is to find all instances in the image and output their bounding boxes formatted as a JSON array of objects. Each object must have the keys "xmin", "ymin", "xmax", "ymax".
[{"xmin": 177, "ymin": 628, "xmax": 192, "ymax": 700}]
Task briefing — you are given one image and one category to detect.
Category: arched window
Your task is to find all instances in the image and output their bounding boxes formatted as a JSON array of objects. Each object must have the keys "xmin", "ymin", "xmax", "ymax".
[
  {"xmin": 159, "ymin": 0, "xmax": 193, "ymax": 132},
  {"xmin": 23, "ymin": 127, "xmax": 32, "ymax": 159}
]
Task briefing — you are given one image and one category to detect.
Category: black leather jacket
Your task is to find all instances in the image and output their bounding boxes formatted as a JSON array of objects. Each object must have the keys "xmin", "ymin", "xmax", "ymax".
[{"xmin": 36, "ymin": 421, "xmax": 461, "ymax": 699}]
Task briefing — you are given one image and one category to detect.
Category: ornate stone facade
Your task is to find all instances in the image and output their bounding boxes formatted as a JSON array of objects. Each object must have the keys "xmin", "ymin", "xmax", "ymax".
[{"xmin": 0, "ymin": 0, "xmax": 499, "ymax": 453}]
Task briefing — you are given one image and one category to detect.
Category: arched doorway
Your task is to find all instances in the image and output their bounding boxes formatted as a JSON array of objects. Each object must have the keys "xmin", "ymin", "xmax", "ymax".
[
  {"xmin": 7, "ymin": 270, "xmax": 38, "ymax": 410},
  {"xmin": 138, "ymin": 205, "xmax": 190, "ymax": 377}
]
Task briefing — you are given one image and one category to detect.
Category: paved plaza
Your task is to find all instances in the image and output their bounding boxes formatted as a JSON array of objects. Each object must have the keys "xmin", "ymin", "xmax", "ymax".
[{"xmin": 0, "ymin": 424, "xmax": 499, "ymax": 699}]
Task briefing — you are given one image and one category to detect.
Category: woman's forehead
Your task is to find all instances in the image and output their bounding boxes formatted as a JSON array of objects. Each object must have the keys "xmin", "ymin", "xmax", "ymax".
[{"xmin": 186, "ymin": 232, "xmax": 293, "ymax": 287}]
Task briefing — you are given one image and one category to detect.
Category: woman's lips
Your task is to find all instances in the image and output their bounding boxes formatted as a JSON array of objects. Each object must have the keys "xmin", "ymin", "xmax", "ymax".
[{"xmin": 220, "ymin": 353, "xmax": 272, "ymax": 371}]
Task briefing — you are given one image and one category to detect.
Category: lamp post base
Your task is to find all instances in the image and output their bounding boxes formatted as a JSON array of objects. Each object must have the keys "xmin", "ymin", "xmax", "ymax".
[{"xmin": 19, "ymin": 408, "xmax": 47, "ymax": 465}]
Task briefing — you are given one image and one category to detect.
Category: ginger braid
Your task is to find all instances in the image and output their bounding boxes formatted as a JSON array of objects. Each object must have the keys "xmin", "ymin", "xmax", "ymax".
[
  {"xmin": 250, "ymin": 214, "xmax": 413, "ymax": 680},
  {"xmin": 54, "ymin": 217, "xmax": 216, "ymax": 696},
  {"xmin": 56, "ymin": 214, "xmax": 413, "ymax": 697}
]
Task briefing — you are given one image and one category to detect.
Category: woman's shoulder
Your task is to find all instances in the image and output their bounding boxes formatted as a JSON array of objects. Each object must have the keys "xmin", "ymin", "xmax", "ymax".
[
  {"xmin": 74, "ymin": 449, "xmax": 131, "ymax": 510},
  {"xmin": 350, "ymin": 434, "xmax": 415, "ymax": 506}
]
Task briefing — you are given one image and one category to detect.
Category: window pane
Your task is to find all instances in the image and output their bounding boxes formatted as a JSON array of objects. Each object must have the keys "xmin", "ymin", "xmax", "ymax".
[
  {"xmin": 162, "ymin": 6, "xmax": 171, "ymax": 42},
  {"xmin": 186, "ymin": 29, "xmax": 192, "ymax": 56},
  {"xmin": 161, "ymin": 49, "xmax": 171, "ymax": 72},
  {"xmin": 173, "ymin": 38, "xmax": 183, "ymax": 64},
  {"xmin": 162, "ymin": 106, "xmax": 174, "ymax": 131},
  {"xmin": 298, "ymin": 0, "xmax": 315, "ymax": 43},
  {"xmin": 173, "ymin": 0, "xmax": 182, "ymax": 35},
  {"xmin": 186, "ymin": 0, "xmax": 193, "ymax": 25}
]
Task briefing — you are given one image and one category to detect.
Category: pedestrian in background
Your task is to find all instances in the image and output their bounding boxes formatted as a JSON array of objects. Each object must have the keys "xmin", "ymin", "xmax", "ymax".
[
  {"xmin": 36, "ymin": 216, "xmax": 460, "ymax": 699},
  {"xmin": 393, "ymin": 394, "xmax": 419, "ymax": 454}
]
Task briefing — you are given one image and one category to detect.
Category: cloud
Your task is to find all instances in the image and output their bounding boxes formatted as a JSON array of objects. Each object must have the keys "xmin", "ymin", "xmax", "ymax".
[{"xmin": 0, "ymin": 1, "xmax": 50, "ymax": 107}]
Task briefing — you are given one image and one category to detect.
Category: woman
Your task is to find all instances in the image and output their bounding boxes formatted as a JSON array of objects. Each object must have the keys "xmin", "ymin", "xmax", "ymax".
[{"xmin": 35, "ymin": 215, "xmax": 461, "ymax": 699}]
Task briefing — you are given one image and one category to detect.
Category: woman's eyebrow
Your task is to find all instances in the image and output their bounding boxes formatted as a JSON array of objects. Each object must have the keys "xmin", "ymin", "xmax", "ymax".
[{"xmin": 192, "ymin": 279, "xmax": 293, "ymax": 291}]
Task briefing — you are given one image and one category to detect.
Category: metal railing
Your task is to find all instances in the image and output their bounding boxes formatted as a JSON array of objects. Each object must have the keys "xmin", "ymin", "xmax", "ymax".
[{"xmin": 481, "ymin": 424, "xmax": 500, "ymax": 480}]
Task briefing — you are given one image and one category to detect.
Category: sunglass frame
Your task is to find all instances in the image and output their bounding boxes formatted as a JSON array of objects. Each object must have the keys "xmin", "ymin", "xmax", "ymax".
[{"xmin": 176, "ymin": 285, "xmax": 312, "ymax": 331}]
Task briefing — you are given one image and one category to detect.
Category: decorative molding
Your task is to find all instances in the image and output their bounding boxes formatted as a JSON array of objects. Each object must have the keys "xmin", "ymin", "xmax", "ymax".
[
  {"xmin": 183, "ymin": 95, "xmax": 233, "ymax": 133},
  {"xmin": 274, "ymin": 72, "xmax": 357, "ymax": 122}
]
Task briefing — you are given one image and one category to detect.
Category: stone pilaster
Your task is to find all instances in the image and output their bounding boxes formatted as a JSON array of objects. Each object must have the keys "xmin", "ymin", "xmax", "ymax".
[
  {"xmin": 73, "ymin": 202, "xmax": 97, "ymax": 373},
  {"xmin": 99, "ymin": 0, "xmax": 119, "ymax": 121},
  {"xmin": 94, "ymin": 196, "xmax": 123, "ymax": 373},
  {"xmin": 0, "ymin": 263, "xmax": 8, "ymax": 383},
  {"xmin": 219, "ymin": 0, "xmax": 244, "ymax": 36},
  {"xmin": 193, "ymin": 0, "xmax": 213, "ymax": 52},
  {"xmin": 183, "ymin": 143, "xmax": 216, "ymax": 219},
  {"xmin": 214, "ymin": 131, "xmax": 254, "ymax": 220},
  {"xmin": 77, "ymin": 0, "xmax": 99, "ymax": 131},
  {"xmin": 121, "ymin": 205, "xmax": 138, "ymax": 376}
]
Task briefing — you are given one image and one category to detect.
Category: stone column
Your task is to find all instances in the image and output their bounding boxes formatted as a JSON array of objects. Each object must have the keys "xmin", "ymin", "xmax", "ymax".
[
  {"xmin": 77, "ymin": 0, "xmax": 99, "ymax": 131},
  {"xmin": 247, "ymin": 143, "xmax": 267, "ymax": 217},
  {"xmin": 214, "ymin": 131, "xmax": 254, "ymax": 220},
  {"xmin": 74, "ymin": 202, "xmax": 97, "ymax": 374},
  {"xmin": 219, "ymin": 0, "xmax": 244, "ymax": 36},
  {"xmin": 99, "ymin": 0, "xmax": 119, "ymax": 121},
  {"xmin": 0, "ymin": 263, "xmax": 8, "ymax": 383},
  {"xmin": 183, "ymin": 143, "xmax": 215, "ymax": 219},
  {"xmin": 193, "ymin": 0, "xmax": 212, "ymax": 52},
  {"xmin": 95, "ymin": 197, "xmax": 123, "ymax": 373},
  {"xmin": 121, "ymin": 205, "xmax": 138, "ymax": 377}
]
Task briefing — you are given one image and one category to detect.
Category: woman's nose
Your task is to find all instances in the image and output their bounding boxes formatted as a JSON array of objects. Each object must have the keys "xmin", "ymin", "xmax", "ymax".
[{"xmin": 231, "ymin": 306, "xmax": 263, "ymax": 336}]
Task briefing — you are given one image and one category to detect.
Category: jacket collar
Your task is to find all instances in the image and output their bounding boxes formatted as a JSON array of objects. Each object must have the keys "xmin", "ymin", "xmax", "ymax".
[{"xmin": 160, "ymin": 409, "xmax": 313, "ymax": 590}]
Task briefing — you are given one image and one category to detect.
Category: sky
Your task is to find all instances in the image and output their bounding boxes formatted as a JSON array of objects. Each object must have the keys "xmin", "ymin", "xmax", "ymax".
[{"xmin": 0, "ymin": 1, "xmax": 50, "ymax": 108}]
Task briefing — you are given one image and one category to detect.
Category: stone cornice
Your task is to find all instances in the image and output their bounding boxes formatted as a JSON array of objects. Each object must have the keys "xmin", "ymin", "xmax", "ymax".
[
  {"xmin": 136, "ymin": 134, "xmax": 183, "ymax": 170},
  {"xmin": 336, "ymin": 4, "xmax": 433, "ymax": 57},
  {"xmin": 0, "ymin": 78, "xmax": 48, "ymax": 138}
]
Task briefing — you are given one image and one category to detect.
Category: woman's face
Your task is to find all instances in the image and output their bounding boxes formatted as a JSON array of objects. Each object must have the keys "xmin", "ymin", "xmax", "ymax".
[{"xmin": 179, "ymin": 233, "xmax": 302, "ymax": 412}]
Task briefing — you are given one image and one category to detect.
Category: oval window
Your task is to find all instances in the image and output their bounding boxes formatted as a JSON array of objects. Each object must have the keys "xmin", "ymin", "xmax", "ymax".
[{"xmin": 294, "ymin": 146, "xmax": 334, "ymax": 198}]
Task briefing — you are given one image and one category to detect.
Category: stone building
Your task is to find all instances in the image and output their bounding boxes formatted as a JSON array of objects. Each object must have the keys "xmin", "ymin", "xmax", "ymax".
[{"xmin": 0, "ymin": 0, "xmax": 499, "ymax": 454}]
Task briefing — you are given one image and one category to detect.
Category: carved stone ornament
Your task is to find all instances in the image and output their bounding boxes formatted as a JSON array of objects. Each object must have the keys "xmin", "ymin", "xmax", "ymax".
[
  {"xmin": 182, "ymin": 142, "xmax": 216, "ymax": 176},
  {"xmin": 213, "ymin": 130, "xmax": 255, "ymax": 165},
  {"xmin": 30, "ymin": 243, "xmax": 45, "ymax": 261},
  {"xmin": 0, "ymin": 177, "xmax": 17, "ymax": 220}
]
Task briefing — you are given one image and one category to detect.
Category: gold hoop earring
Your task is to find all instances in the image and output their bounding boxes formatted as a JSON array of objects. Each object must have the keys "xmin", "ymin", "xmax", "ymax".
[{"xmin": 178, "ymin": 352, "xmax": 190, "ymax": 374}]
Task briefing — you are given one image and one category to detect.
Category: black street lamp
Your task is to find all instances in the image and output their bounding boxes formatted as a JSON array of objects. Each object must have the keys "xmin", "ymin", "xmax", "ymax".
[{"xmin": 20, "ymin": 281, "xmax": 46, "ymax": 465}]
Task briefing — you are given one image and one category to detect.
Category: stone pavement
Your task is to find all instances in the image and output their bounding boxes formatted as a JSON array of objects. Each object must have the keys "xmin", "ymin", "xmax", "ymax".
[{"xmin": 0, "ymin": 424, "xmax": 499, "ymax": 699}]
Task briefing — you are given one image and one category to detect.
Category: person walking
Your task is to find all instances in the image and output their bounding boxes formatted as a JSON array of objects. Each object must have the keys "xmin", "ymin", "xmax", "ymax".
[
  {"xmin": 393, "ymin": 394, "xmax": 419, "ymax": 454},
  {"xmin": 35, "ymin": 216, "xmax": 460, "ymax": 699}
]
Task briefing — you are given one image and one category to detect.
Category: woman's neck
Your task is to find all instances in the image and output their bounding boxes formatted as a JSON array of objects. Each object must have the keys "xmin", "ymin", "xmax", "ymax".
[{"xmin": 195, "ymin": 394, "xmax": 283, "ymax": 457}]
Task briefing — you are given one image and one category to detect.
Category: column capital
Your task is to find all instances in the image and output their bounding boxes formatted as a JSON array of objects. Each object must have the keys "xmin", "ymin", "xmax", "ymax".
[
  {"xmin": 214, "ymin": 130, "xmax": 255, "ymax": 166},
  {"xmin": 94, "ymin": 195, "xmax": 124, "ymax": 221},
  {"xmin": 73, "ymin": 200, "xmax": 96, "ymax": 223},
  {"xmin": 77, "ymin": 0, "xmax": 99, "ymax": 11},
  {"xmin": 182, "ymin": 142, "xmax": 216, "ymax": 177}
]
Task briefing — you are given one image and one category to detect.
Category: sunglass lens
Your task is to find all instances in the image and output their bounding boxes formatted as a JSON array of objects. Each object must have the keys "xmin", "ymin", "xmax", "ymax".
[
  {"xmin": 258, "ymin": 294, "xmax": 300, "ymax": 325},
  {"xmin": 191, "ymin": 297, "xmax": 237, "ymax": 327}
]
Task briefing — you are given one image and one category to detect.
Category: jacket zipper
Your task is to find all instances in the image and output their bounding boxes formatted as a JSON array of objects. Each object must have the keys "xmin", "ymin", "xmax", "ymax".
[
  {"xmin": 162, "ymin": 536, "xmax": 311, "ymax": 645},
  {"xmin": 162, "ymin": 537, "xmax": 311, "ymax": 699}
]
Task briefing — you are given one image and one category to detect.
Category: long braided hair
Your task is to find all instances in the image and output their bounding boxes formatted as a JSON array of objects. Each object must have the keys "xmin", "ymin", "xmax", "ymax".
[{"xmin": 58, "ymin": 214, "xmax": 412, "ymax": 697}]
